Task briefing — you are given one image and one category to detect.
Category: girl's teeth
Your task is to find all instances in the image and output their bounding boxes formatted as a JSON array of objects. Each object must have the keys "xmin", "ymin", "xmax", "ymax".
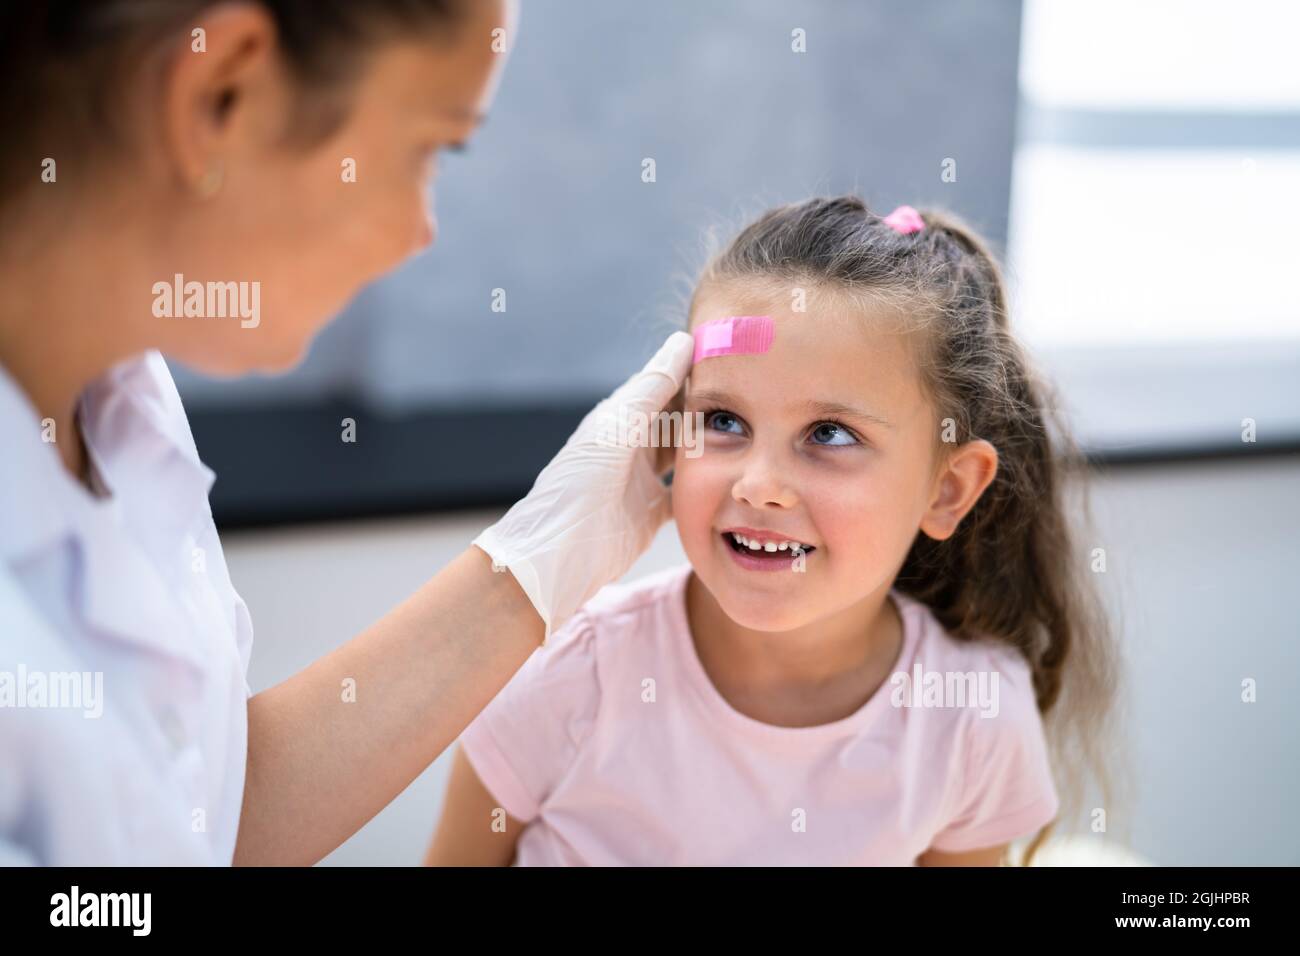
[{"xmin": 729, "ymin": 532, "xmax": 810, "ymax": 553}]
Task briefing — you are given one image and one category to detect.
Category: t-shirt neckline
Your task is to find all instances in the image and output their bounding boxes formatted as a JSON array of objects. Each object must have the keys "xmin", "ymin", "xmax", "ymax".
[{"xmin": 667, "ymin": 566, "xmax": 921, "ymax": 742}]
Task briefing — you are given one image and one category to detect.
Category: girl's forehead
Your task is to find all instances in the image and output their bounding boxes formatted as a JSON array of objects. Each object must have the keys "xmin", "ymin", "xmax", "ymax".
[
  {"xmin": 686, "ymin": 304, "xmax": 924, "ymax": 415},
  {"xmin": 689, "ymin": 295, "xmax": 910, "ymax": 363},
  {"xmin": 690, "ymin": 280, "xmax": 913, "ymax": 333}
]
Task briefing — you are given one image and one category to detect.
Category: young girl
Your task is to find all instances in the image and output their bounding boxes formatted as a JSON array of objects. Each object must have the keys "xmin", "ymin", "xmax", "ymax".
[{"xmin": 426, "ymin": 195, "xmax": 1117, "ymax": 866}]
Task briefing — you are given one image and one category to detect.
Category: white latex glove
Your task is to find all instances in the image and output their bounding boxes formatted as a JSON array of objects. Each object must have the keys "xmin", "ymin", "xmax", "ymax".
[{"xmin": 472, "ymin": 330, "xmax": 695, "ymax": 644}]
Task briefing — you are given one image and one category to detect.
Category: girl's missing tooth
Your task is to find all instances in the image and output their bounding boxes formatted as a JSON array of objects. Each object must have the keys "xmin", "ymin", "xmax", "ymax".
[{"xmin": 426, "ymin": 195, "xmax": 1120, "ymax": 867}]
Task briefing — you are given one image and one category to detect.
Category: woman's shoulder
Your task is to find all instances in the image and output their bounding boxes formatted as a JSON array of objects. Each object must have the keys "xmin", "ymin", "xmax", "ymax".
[{"xmin": 85, "ymin": 350, "xmax": 198, "ymax": 448}]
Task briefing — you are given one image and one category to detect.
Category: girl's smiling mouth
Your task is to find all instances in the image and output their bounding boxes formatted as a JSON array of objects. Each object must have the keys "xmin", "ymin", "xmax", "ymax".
[{"xmin": 719, "ymin": 528, "xmax": 817, "ymax": 572}]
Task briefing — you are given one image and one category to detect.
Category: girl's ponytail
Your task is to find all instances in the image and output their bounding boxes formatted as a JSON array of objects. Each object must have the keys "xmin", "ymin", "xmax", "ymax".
[{"xmin": 900, "ymin": 207, "xmax": 1121, "ymax": 865}]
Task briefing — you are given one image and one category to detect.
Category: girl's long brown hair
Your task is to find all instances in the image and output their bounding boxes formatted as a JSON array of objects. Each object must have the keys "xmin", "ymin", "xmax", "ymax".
[{"xmin": 686, "ymin": 195, "xmax": 1124, "ymax": 865}]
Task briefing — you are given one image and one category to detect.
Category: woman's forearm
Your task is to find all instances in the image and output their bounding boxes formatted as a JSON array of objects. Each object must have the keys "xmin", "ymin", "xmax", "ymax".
[{"xmin": 234, "ymin": 545, "xmax": 543, "ymax": 866}]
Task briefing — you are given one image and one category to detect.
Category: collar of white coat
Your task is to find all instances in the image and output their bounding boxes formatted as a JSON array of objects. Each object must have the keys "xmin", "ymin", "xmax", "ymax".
[{"xmin": 0, "ymin": 350, "xmax": 217, "ymax": 669}]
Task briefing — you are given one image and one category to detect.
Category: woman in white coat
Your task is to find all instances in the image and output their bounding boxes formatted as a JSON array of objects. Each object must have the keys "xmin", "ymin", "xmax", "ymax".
[{"xmin": 0, "ymin": 0, "xmax": 693, "ymax": 865}]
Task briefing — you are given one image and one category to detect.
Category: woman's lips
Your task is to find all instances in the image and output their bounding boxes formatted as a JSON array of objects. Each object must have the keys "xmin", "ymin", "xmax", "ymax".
[{"xmin": 719, "ymin": 532, "xmax": 815, "ymax": 573}]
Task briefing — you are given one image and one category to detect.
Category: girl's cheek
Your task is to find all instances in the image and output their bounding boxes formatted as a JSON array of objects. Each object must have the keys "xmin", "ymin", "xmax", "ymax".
[
  {"xmin": 669, "ymin": 455, "xmax": 696, "ymax": 526},
  {"xmin": 671, "ymin": 460, "xmax": 722, "ymax": 536},
  {"xmin": 672, "ymin": 458, "xmax": 703, "ymax": 498},
  {"xmin": 801, "ymin": 475, "xmax": 873, "ymax": 549}
]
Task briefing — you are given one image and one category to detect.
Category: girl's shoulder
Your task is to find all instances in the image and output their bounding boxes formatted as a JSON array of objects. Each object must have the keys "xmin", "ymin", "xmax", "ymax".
[
  {"xmin": 890, "ymin": 589, "xmax": 1039, "ymax": 712},
  {"xmin": 521, "ymin": 564, "xmax": 692, "ymax": 693},
  {"xmin": 578, "ymin": 563, "xmax": 694, "ymax": 619},
  {"xmin": 545, "ymin": 563, "xmax": 693, "ymax": 652},
  {"xmin": 459, "ymin": 564, "xmax": 693, "ymax": 814},
  {"xmin": 890, "ymin": 591, "xmax": 1057, "ymax": 844}
]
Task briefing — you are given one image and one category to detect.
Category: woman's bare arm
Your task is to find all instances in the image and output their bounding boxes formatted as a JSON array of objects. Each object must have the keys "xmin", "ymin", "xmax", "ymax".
[
  {"xmin": 234, "ymin": 332, "xmax": 693, "ymax": 866},
  {"xmin": 234, "ymin": 545, "xmax": 543, "ymax": 866}
]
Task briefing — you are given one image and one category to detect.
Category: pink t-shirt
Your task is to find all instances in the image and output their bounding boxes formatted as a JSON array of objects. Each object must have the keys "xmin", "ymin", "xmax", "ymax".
[{"xmin": 459, "ymin": 564, "xmax": 1058, "ymax": 865}]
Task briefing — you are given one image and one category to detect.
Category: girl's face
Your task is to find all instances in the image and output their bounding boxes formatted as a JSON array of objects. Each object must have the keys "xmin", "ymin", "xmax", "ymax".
[{"xmin": 673, "ymin": 286, "xmax": 946, "ymax": 633}]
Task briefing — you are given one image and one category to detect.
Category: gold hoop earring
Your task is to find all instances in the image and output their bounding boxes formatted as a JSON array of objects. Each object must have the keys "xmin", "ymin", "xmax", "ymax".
[{"xmin": 195, "ymin": 162, "xmax": 224, "ymax": 199}]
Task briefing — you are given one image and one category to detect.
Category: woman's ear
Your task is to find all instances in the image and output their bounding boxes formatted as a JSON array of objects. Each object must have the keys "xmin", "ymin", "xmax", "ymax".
[
  {"xmin": 919, "ymin": 439, "xmax": 998, "ymax": 541},
  {"xmin": 160, "ymin": 3, "xmax": 279, "ymax": 192}
]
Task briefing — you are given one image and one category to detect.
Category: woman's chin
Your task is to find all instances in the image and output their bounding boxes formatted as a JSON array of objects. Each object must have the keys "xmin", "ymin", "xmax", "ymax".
[{"xmin": 174, "ymin": 332, "xmax": 314, "ymax": 378}]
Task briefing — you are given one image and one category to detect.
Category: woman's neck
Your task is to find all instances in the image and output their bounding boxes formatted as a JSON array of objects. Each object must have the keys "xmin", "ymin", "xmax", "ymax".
[
  {"xmin": 0, "ymin": 222, "xmax": 147, "ymax": 485},
  {"xmin": 684, "ymin": 572, "xmax": 903, "ymax": 728}
]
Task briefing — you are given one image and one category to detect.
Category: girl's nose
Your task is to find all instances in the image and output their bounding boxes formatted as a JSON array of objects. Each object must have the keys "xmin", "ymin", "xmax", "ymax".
[{"xmin": 731, "ymin": 451, "xmax": 799, "ymax": 510}]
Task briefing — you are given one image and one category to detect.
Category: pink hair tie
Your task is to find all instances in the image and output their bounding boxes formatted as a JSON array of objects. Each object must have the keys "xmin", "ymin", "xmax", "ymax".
[{"xmin": 882, "ymin": 205, "xmax": 925, "ymax": 235}]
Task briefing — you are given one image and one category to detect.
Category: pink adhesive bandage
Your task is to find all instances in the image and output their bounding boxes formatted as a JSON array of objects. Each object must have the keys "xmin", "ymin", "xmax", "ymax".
[{"xmin": 691, "ymin": 315, "xmax": 775, "ymax": 364}]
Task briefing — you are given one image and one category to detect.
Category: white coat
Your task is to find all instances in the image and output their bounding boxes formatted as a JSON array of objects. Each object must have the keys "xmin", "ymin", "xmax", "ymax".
[{"xmin": 0, "ymin": 351, "xmax": 253, "ymax": 864}]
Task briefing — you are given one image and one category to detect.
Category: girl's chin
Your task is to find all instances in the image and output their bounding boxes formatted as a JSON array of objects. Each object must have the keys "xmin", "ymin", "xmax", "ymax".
[
  {"xmin": 698, "ymin": 574, "xmax": 819, "ymax": 633},
  {"xmin": 722, "ymin": 610, "xmax": 810, "ymax": 634}
]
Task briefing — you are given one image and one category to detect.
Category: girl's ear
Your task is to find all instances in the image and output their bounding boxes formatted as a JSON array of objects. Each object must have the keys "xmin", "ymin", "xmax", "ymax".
[{"xmin": 919, "ymin": 439, "xmax": 998, "ymax": 541}]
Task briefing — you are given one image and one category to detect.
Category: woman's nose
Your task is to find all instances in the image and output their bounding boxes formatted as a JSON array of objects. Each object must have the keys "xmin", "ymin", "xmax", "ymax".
[{"xmin": 417, "ymin": 205, "xmax": 437, "ymax": 251}]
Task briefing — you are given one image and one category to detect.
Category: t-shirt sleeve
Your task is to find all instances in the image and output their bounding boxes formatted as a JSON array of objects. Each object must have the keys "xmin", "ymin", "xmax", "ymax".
[
  {"xmin": 457, "ymin": 608, "xmax": 601, "ymax": 824},
  {"xmin": 928, "ymin": 646, "xmax": 1059, "ymax": 853}
]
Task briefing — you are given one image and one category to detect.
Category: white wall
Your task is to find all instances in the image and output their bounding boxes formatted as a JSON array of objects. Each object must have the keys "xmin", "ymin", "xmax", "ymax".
[{"xmin": 226, "ymin": 456, "xmax": 1300, "ymax": 866}]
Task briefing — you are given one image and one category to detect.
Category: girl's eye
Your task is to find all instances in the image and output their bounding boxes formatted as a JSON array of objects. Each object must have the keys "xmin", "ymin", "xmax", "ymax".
[
  {"xmin": 809, "ymin": 421, "xmax": 858, "ymax": 447},
  {"xmin": 702, "ymin": 409, "xmax": 859, "ymax": 447},
  {"xmin": 704, "ymin": 410, "xmax": 745, "ymax": 435}
]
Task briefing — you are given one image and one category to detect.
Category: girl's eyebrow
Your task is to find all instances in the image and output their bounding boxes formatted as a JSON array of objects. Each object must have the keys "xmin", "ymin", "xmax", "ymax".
[
  {"xmin": 802, "ymin": 398, "xmax": 894, "ymax": 429},
  {"xmin": 688, "ymin": 388, "xmax": 893, "ymax": 429}
]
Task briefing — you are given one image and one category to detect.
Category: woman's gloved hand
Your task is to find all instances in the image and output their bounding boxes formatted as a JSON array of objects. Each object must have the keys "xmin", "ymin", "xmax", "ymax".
[{"xmin": 472, "ymin": 331, "xmax": 694, "ymax": 644}]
